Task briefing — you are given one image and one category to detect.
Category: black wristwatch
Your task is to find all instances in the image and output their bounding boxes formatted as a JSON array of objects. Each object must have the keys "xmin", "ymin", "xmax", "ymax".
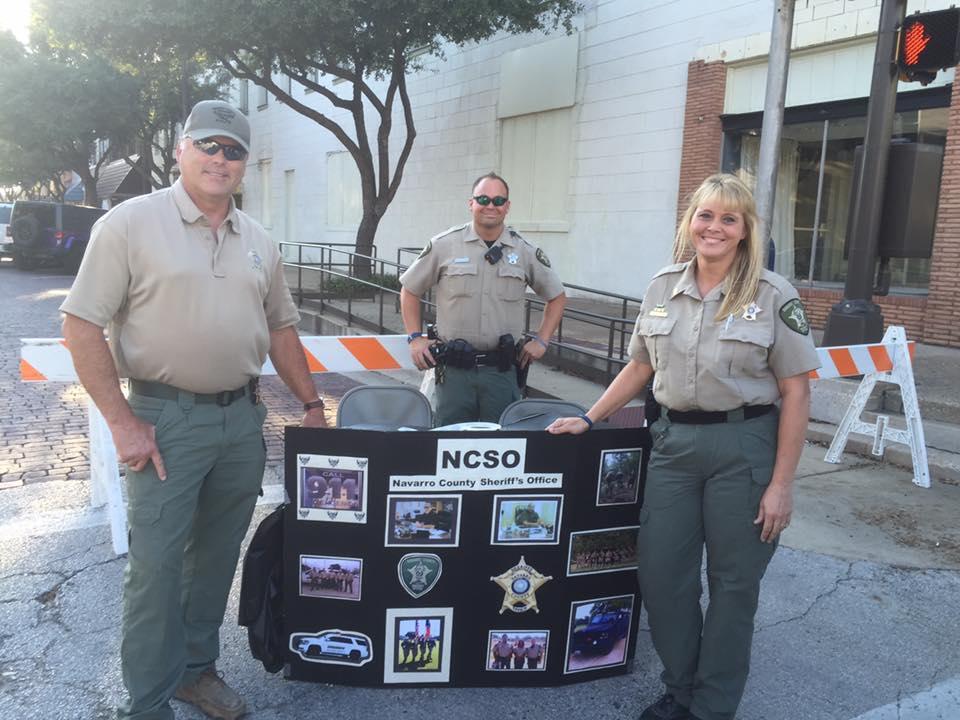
[
  {"xmin": 407, "ymin": 331, "xmax": 424, "ymax": 343},
  {"xmin": 304, "ymin": 398, "xmax": 326, "ymax": 412}
]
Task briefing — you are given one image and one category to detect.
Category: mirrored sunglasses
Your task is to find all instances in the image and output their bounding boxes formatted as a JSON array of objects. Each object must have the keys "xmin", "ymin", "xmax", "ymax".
[
  {"xmin": 473, "ymin": 194, "xmax": 508, "ymax": 207},
  {"xmin": 192, "ymin": 138, "xmax": 248, "ymax": 162}
]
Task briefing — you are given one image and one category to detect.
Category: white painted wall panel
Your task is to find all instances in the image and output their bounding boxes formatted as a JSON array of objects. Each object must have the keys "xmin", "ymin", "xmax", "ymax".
[{"xmin": 243, "ymin": 0, "xmax": 948, "ymax": 298}]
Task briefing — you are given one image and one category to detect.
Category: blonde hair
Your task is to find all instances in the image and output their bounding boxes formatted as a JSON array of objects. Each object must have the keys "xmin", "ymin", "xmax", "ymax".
[{"xmin": 673, "ymin": 173, "xmax": 763, "ymax": 321}]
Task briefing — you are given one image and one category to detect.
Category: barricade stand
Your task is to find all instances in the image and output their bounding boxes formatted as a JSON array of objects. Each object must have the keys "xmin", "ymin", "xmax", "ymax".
[
  {"xmin": 20, "ymin": 335, "xmax": 417, "ymax": 555},
  {"xmin": 811, "ymin": 326, "xmax": 929, "ymax": 488}
]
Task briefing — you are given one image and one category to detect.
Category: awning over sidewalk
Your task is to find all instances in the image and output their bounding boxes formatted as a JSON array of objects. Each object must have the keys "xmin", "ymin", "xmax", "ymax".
[{"xmin": 95, "ymin": 156, "xmax": 140, "ymax": 203}]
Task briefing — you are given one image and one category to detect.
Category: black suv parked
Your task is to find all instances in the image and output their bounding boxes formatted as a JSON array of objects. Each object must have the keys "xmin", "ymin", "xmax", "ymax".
[{"xmin": 9, "ymin": 201, "xmax": 106, "ymax": 273}]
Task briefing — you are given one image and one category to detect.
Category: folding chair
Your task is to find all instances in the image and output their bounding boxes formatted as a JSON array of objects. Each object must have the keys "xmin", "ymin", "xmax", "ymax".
[
  {"xmin": 336, "ymin": 385, "xmax": 433, "ymax": 430},
  {"xmin": 497, "ymin": 399, "xmax": 588, "ymax": 430}
]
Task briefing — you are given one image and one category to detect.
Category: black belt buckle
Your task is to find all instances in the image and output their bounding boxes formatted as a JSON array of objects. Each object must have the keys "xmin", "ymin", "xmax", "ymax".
[{"xmin": 249, "ymin": 378, "xmax": 261, "ymax": 405}]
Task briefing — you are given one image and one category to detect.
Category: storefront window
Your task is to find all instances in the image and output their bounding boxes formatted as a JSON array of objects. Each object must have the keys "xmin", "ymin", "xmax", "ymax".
[{"xmin": 727, "ymin": 101, "xmax": 948, "ymax": 291}]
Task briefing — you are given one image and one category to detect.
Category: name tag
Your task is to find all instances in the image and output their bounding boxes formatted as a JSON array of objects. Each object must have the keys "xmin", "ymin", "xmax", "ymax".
[{"xmin": 453, "ymin": 257, "xmax": 470, "ymax": 264}]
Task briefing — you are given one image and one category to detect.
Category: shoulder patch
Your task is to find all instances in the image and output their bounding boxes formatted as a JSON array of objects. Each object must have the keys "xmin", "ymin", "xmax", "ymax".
[
  {"xmin": 535, "ymin": 247, "xmax": 551, "ymax": 268},
  {"xmin": 779, "ymin": 298, "xmax": 810, "ymax": 335},
  {"xmin": 417, "ymin": 240, "xmax": 432, "ymax": 259}
]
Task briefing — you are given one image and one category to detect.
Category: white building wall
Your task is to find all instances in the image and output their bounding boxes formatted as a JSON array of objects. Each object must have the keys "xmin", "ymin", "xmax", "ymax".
[{"xmin": 242, "ymin": 0, "xmax": 947, "ymax": 297}]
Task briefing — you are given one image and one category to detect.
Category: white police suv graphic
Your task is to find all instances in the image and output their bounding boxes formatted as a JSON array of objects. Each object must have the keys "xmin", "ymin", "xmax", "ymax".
[{"xmin": 290, "ymin": 629, "xmax": 373, "ymax": 666}]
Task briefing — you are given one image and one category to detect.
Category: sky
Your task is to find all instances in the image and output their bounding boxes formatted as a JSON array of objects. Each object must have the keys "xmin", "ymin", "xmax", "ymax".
[{"xmin": 0, "ymin": 0, "xmax": 31, "ymax": 44}]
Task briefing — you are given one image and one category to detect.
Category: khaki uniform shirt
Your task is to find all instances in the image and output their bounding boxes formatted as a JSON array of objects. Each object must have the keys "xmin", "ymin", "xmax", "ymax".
[
  {"xmin": 627, "ymin": 261, "xmax": 820, "ymax": 411},
  {"xmin": 61, "ymin": 180, "xmax": 299, "ymax": 394},
  {"xmin": 399, "ymin": 223, "xmax": 564, "ymax": 349}
]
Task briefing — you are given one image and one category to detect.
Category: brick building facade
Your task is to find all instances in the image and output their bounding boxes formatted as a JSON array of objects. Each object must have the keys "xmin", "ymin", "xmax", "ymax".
[{"xmin": 677, "ymin": 58, "xmax": 960, "ymax": 348}]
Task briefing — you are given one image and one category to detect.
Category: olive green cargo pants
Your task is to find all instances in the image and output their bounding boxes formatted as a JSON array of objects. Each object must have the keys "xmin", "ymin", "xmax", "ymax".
[
  {"xmin": 434, "ymin": 365, "xmax": 521, "ymax": 426},
  {"xmin": 118, "ymin": 390, "xmax": 267, "ymax": 720},
  {"xmin": 637, "ymin": 410, "xmax": 779, "ymax": 720}
]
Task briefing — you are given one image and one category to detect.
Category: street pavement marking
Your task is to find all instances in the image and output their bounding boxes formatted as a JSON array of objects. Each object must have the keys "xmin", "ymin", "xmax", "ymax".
[
  {"xmin": 849, "ymin": 677, "xmax": 960, "ymax": 719},
  {"xmin": 0, "ymin": 484, "xmax": 286, "ymax": 542}
]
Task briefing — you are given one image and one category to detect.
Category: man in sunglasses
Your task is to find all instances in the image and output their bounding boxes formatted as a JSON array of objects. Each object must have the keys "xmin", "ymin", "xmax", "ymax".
[
  {"xmin": 60, "ymin": 100, "xmax": 327, "ymax": 720},
  {"xmin": 400, "ymin": 172, "xmax": 566, "ymax": 425}
]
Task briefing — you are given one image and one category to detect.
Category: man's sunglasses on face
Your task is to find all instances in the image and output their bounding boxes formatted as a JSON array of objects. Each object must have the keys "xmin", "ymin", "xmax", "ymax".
[
  {"xmin": 473, "ymin": 194, "xmax": 508, "ymax": 207},
  {"xmin": 192, "ymin": 138, "xmax": 248, "ymax": 162}
]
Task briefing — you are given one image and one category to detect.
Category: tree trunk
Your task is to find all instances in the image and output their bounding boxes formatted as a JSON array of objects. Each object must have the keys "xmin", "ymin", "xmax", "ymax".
[
  {"xmin": 78, "ymin": 166, "xmax": 99, "ymax": 207},
  {"xmin": 352, "ymin": 211, "xmax": 380, "ymax": 279}
]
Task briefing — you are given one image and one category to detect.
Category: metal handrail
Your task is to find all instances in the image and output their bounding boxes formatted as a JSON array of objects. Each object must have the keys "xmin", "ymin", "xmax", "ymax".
[{"xmin": 284, "ymin": 242, "xmax": 641, "ymax": 382}]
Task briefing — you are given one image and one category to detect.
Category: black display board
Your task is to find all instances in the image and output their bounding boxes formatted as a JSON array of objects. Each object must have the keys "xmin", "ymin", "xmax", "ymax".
[{"xmin": 283, "ymin": 427, "xmax": 650, "ymax": 687}]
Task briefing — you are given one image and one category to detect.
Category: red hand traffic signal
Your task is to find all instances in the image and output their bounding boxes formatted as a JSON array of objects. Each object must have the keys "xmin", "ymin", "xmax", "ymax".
[{"xmin": 898, "ymin": 9, "xmax": 960, "ymax": 84}]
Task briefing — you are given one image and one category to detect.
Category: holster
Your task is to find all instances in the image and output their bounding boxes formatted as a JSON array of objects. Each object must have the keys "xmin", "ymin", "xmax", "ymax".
[
  {"xmin": 445, "ymin": 339, "xmax": 476, "ymax": 369},
  {"xmin": 515, "ymin": 338, "xmax": 530, "ymax": 390},
  {"xmin": 496, "ymin": 334, "xmax": 515, "ymax": 372}
]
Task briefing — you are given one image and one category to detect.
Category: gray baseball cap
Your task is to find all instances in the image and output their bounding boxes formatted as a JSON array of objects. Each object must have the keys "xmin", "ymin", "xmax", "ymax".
[{"xmin": 182, "ymin": 100, "xmax": 251, "ymax": 152}]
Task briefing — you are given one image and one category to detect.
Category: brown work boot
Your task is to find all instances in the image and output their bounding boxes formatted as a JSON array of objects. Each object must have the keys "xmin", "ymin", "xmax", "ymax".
[{"xmin": 173, "ymin": 667, "xmax": 247, "ymax": 720}]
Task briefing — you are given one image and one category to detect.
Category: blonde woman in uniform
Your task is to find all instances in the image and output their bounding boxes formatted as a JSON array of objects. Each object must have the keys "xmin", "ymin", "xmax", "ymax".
[{"xmin": 548, "ymin": 174, "xmax": 819, "ymax": 720}]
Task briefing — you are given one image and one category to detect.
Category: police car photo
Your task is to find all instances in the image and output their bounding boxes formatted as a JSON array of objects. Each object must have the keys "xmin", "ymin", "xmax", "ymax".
[{"xmin": 289, "ymin": 629, "xmax": 373, "ymax": 666}]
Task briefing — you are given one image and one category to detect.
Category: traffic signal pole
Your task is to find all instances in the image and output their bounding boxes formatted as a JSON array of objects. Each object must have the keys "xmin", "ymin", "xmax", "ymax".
[{"xmin": 822, "ymin": 0, "xmax": 907, "ymax": 345}]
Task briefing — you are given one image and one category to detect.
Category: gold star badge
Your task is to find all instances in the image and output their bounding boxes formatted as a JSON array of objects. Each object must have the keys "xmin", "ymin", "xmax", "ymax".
[{"xmin": 490, "ymin": 556, "xmax": 552, "ymax": 614}]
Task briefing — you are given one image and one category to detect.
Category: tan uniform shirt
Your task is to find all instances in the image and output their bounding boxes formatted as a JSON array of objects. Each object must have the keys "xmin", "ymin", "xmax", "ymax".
[
  {"xmin": 60, "ymin": 180, "xmax": 299, "ymax": 394},
  {"xmin": 399, "ymin": 223, "xmax": 564, "ymax": 349},
  {"xmin": 627, "ymin": 261, "xmax": 820, "ymax": 411}
]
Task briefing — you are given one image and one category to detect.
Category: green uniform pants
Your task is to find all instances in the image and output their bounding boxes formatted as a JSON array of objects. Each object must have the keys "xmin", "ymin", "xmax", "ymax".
[
  {"xmin": 434, "ymin": 365, "xmax": 520, "ymax": 426},
  {"xmin": 118, "ymin": 390, "xmax": 267, "ymax": 720},
  {"xmin": 637, "ymin": 410, "xmax": 779, "ymax": 720}
]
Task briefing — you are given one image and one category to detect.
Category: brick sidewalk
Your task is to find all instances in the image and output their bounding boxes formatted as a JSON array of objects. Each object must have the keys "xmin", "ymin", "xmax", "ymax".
[{"xmin": 0, "ymin": 264, "xmax": 360, "ymax": 488}]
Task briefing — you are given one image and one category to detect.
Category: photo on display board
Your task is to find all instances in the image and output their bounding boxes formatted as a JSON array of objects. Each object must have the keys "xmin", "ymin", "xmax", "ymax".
[
  {"xmin": 298, "ymin": 554, "xmax": 362, "ymax": 601},
  {"xmin": 296, "ymin": 454, "xmax": 369, "ymax": 523},
  {"xmin": 288, "ymin": 629, "xmax": 374, "ymax": 667},
  {"xmin": 596, "ymin": 447, "xmax": 643, "ymax": 506},
  {"xmin": 385, "ymin": 495, "xmax": 462, "ymax": 547},
  {"xmin": 485, "ymin": 630, "xmax": 549, "ymax": 672},
  {"xmin": 490, "ymin": 494, "xmax": 563, "ymax": 545},
  {"xmin": 383, "ymin": 607, "xmax": 454, "ymax": 683},
  {"xmin": 563, "ymin": 594, "xmax": 635, "ymax": 674},
  {"xmin": 566, "ymin": 526, "xmax": 640, "ymax": 576}
]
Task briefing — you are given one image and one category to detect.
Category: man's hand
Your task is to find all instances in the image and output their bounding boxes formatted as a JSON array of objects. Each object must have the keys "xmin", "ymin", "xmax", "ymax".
[
  {"xmin": 302, "ymin": 406, "xmax": 328, "ymax": 428},
  {"xmin": 409, "ymin": 337, "xmax": 436, "ymax": 371},
  {"xmin": 518, "ymin": 338, "xmax": 547, "ymax": 368},
  {"xmin": 111, "ymin": 415, "xmax": 166, "ymax": 480}
]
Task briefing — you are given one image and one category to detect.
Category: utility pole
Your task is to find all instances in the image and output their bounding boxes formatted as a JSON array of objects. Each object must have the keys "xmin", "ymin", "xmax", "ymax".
[
  {"xmin": 755, "ymin": 0, "xmax": 795, "ymax": 270},
  {"xmin": 822, "ymin": 0, "xmax": 907, "ymax": 345}
]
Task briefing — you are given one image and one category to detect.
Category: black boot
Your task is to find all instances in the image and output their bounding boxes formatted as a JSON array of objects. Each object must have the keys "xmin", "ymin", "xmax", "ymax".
[{"xmin": 639, "ymin": 693, "xmax": 691, "ymax": 720}]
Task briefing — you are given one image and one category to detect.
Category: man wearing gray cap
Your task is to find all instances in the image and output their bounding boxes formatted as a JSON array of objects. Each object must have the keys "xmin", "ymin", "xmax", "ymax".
[{"xmin": 60, "ymin": 100, "xmax": 327, "ymax": 720}]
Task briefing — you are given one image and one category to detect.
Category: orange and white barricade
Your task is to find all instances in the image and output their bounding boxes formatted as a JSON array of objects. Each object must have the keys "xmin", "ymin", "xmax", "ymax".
[
  {"xmin": 810, "ymin": 326, "xmax": 928, "ymax": 488},
  {"xmin": 20, "ymin": 335, "xmax": 416, "ymax": 554}
]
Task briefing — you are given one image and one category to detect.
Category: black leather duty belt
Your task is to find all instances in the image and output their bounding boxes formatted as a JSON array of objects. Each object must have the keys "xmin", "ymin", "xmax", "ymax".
[
  {"xmin": 665, "ymin": 404, "xmax": 774, "ymax": 424},
  {"xmin": 129, "ymin": 379, "xmax": 257, "ymax": 406},
  {"xmin": 473, "ymin": 352, "xmax": 507, "ymax": 368}
]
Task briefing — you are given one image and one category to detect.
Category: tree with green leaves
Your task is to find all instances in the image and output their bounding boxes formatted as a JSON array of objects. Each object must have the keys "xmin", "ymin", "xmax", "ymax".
[
  {"xmin": 37, "ymin": 0, "xmax": 581, "ymax": 274},
  {"xmin": 0, "ymin": 31, "xmax": 141, "ymax": 206}
]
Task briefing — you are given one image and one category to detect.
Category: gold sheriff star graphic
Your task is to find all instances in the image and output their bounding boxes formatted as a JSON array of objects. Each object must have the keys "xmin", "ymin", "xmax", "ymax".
[{"xmin": 490, "ymin": 556, "xmax": 552, "ymax": 614}]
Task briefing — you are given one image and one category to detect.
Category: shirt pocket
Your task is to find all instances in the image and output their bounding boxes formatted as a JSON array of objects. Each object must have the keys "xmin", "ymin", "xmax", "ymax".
[
  {"xmin": 440, "ymin": 262, "xmax": 478, "ymax": 299},
  {"xmin": 497, "ymin": 263, "xmax": 527, "ymax": 302},
  {"xmin": 716, "ymin": 320, "xmax": 773, "ymax": 377},
  {"xmin": 636, "ymin": 316, "xmax": 677, "ymax": 371}
]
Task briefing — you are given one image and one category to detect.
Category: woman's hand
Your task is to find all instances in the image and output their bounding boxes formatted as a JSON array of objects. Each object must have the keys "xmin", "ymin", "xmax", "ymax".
[
  {"xmin": 754, "ymin": 481, "xmax": 793, "ymax": 542},
  {"xmin": 546, "ymin": 416, "xmax": 591, "ymax": 435}
]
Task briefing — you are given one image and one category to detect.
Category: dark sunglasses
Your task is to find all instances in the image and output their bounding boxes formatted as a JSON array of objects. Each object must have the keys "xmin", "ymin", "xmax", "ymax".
[
  {"xmin": 192, "ymin": 138, "xmax": 248, "ymax": 162},
  {"xmin": 473, "ymin": 194, "xmax": 508, "ymax": 207}
]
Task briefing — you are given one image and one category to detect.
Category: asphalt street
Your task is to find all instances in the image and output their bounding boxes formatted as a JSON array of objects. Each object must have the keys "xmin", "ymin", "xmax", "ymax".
[{"xmin": 2, "ymin": 261, "xmax": 958, "ymax": 720}]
